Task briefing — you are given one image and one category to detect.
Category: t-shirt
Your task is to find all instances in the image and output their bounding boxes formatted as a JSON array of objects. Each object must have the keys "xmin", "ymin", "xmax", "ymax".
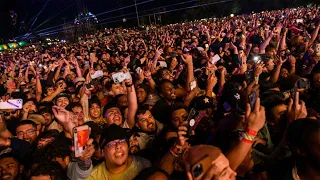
[{"xmin": 87, "ymin": 156, "xmax": 151, "ymax": 180}]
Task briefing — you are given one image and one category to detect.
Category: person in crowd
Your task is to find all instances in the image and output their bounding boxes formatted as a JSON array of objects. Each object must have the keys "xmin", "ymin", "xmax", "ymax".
[
  {"xmin": 88, "ymin": 124, "xmax": 151, "ymax": 179},
  {"xmin": 30, "ymin": 161, "xmax": 68, "ymax": 180},
  {"xmin": 0, "ymin": 5, "xmax": 318, "ymax": 180},
  {"xmin": 0, "ymin": 154, "xmax": 24, "ymax": 180}
]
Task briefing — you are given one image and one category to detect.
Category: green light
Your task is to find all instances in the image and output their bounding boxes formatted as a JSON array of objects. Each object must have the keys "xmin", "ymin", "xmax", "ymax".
[{"xmin": 18, "ymin": 41, "xmax": 27, "ymax": 47}]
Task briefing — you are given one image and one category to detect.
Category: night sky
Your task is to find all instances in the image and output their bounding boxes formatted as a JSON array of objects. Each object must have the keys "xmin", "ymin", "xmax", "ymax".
[{"xmin": 0, "ymin": 0, "xmax": 191, "ymax": 41}]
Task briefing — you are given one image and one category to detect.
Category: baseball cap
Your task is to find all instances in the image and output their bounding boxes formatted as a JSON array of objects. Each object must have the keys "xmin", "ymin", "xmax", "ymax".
[
  {"xmin": 99, "ymin": 124, "xmax": 132, "ymax": 149},
  {"xmin": 144, "ymin": 93, "xmax": 160, "ymax": 106},
  {"xmin": 189, "ymin": 96, "xmax": 214, "ymax": 111}
]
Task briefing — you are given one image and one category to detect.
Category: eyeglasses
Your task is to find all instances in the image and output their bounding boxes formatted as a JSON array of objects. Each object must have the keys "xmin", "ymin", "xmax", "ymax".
[
  {"xmin": 16, "ymin": 129, "xmax": 36, "ymax": 137},
  {"xmin": 4, "ymin": 110, "xmax": 17, "ymax": 116},
  {"xmin": 106, "ymin": 139, "xmax": 126, "ymax": 149}
]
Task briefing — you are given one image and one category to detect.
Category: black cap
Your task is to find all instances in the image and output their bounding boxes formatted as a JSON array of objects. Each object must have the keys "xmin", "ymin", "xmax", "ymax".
[
  {"xmin": 99, "ymin": 124, "xmax": 132, "ymax": 149},
  {"xmin": 189, "ymin": 96, "xmax": 214, "ymax": 111}
]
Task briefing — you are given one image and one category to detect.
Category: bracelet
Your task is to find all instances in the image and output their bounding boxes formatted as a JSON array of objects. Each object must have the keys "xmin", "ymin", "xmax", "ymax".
[
  {"xmin": 246, "ymin": 129, "xmax": 258, "ymax": 136},
  {"xmin": 125, "ymin": 84, "xmax": 133, "ymax": 88},
  {"xmin": 239, "ymin": 132, "xmax": 255, "ymax": 144},
  {"xmin": 241, "ymin": 132, "xmax": 255, "ymax": 141},
  {"xmin": 254, "ymin": 76, "xmax": 259, "ymax": 81},
  {"xmin": 241, "ymin": 138, "xmax": 254, "ymax": 144}
]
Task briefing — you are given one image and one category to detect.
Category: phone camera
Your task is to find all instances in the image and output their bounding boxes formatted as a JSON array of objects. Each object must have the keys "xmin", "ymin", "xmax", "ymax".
[{"xmin": 193, "ymin": 164, "xmax": 204, "ymax": 178}]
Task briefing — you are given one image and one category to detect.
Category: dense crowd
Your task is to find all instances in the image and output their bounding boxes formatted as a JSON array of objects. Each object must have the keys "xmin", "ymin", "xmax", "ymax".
[{"xmin": 0, "ymin": 5, "xmax": 319, "ymax": 180}]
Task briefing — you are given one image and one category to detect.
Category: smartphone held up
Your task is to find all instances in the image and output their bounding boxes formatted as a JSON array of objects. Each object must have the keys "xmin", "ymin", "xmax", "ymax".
[{"xmin": 74, "ymin": 125, "xmax": 90, "ymax": 158}]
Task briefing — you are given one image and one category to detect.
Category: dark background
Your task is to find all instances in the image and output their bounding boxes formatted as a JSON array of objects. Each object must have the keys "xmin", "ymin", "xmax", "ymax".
[{"xmin": 0, "ymin": 0, "xmax": 316, "ymax": 42}]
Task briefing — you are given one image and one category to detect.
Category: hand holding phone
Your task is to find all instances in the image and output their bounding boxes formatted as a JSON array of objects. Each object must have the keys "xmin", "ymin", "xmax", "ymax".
[
  {"xmin": 185, "ymin": 109, "xmax": 199, "ymax": 137},
  {"xmin": 73, "ymin": 125, "xmax": 90, "ymax": 158},
  {"xmin": 91, "ymin": 70, "xmax": 103, "ymax": 79},
  {"xmin": 211, "ymin": 54, "xmax": 220, "ymax": 64},
  {"xmin": 112, "ymin": 72, "xmax": 131, "ymax": 83}
]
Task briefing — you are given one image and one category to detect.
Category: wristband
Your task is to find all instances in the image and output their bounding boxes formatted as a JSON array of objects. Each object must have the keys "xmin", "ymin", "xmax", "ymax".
[
  {"xmin": 240, "ymin": 132, "xmax": 255, "ymax": 141},
  {"xmin": 126, "ymin": 84, "xmax": 133, "ymax": 88},
  {"xmin": 246, "ymin": 129, "xmax": 258, "ymax": 136},
  {"xmin": 241, "ymin": 138, "xmax": 254, "ymax": 144}
]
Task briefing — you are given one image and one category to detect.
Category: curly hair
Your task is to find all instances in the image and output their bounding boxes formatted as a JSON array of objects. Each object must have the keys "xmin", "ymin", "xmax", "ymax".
[
  {"xmin": 31, "ymin": 135, "xmax": 71, "ymax": 165},
  {"xmin": 30, "ymin": 161, "xmax": 69, "ymax": 180}
]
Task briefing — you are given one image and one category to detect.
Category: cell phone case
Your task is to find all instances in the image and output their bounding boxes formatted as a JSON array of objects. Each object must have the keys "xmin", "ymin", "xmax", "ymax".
[
  {"xmin": 91, "ymin": 70, "xmax": 103, "ymax": 79},
  {"xmin": 191, "ymin": 155, "xmax": 212, "ymax": 180},
  {"xmin": 112, "ymin": 72, "xmax": 125, "ymax": 83},
  {"xmin": 73, "ymin": 125, "xmax": 89, "ymax": 158},
  {"xmin": 0, "ymin": 99, "xmax": 23, "ymax": 110}
]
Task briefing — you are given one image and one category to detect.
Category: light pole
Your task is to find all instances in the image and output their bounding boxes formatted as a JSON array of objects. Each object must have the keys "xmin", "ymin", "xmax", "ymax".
[{"xmin": 134, "ymin": 0, "xmax": 140, "ymax": 27}]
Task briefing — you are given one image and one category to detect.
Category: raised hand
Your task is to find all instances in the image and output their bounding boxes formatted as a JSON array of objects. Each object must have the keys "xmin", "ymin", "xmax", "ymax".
[
  {"xmin": 287, "ymin": 92, "xmax": 307, "ymax": 122},
  {"xmin": 181, "ymin": 54, "xmax": 193, "ymax": 65},
  {"xmin": 52, "ymin": 106, "xmax": 78, "ymax": 134},
  {"xmin": 254, "ymin": 63, "xmax": 265, "ymax": 77},
  {"xmin": 245, "ymin": 98, "xmax": 266, "ymax": 132},
  {"xmin": 278, "ymin": 56, "xmax": 287, "ymax": 65},
  {"xmin": 77, "ymin": 138, "xmax": 95, "ymax": 162},
  {"xmin": 207, "ymin": 73, "xmax": 218, "ymax": 91},
  {"xmin": 143, "ymin": 70, "xmax": 152, "ymax": 80},
  {"xmin": 239, "ymin": 58, "xmax": 248, "ymax": 74},
  {"xmin": 176, "ymin": 121, "xmax": 192, "ymax": 147},
  {"xmin": 155, "ymin": 47, "xmax": 163, "ymax": 59}
]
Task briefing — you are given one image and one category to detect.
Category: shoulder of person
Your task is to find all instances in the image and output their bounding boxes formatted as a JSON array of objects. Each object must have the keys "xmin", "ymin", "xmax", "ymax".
[
  {"xmin": 88, "ymin": 162, "xmax": 107, "ymax": 178},
  {"xmin": 132, "ymin": 155, "xmax": 151, "ymax": 168}
]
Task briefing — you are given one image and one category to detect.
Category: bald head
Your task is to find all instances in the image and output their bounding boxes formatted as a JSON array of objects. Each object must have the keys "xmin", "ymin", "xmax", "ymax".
[
  {"xmin": 184, "ymin": 145, "xmax": 221, "ymax": 166},
  {"xmin": 183, "ymin": 145, "xmax": 236, "ymax": 180}
]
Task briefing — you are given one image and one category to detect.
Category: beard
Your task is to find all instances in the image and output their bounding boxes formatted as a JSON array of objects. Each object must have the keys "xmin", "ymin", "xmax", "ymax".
[{"xmin": 129, "ymin": 145, "xmax": 140, "ymax": 154}]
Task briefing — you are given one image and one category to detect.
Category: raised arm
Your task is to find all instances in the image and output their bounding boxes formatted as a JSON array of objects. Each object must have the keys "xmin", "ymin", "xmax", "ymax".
[
  {"xmin": 71, "ymin": 57, "xmax": 83, "ymax": 78},
  {"xmin": 279, "ymin": 28, "xmax": 288, "ymax": 51},
  {"xmin": 125, "ymin": 77, "xmax": 137, "ymax": 128},
  {"xmin": 151, "ymin": 47, "xmax": 163, "ymax": 74},
  {"xmin": 41, "ymin": 84, "xmax": 64, "ymax": 102},
  {"xmin": 259, "ymin": 31, "xmax": 273, "ymax": 54},
  {"xmin": 226, "ymin": 98, "xmax": 266, "ymax": 170},
  {"xmin": 307, "ymin": 23, "xmax": 320, "ymax": 47},
  {"xmin": 35, "ymin": 72, "xmax": 42, "ymax": 102},
  {"xmin": 270, "ymin": 57, "xmax": 286, "ymax": 83},
  {"xmin": 181, "ymin": 54, "xmax": 194, "ymax": 92}
]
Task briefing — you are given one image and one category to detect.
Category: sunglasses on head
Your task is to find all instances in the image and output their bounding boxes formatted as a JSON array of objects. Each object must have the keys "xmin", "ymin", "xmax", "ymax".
[{"xmin": 4, "ymin": 110, "xmax": 17, "ymax": 116}]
